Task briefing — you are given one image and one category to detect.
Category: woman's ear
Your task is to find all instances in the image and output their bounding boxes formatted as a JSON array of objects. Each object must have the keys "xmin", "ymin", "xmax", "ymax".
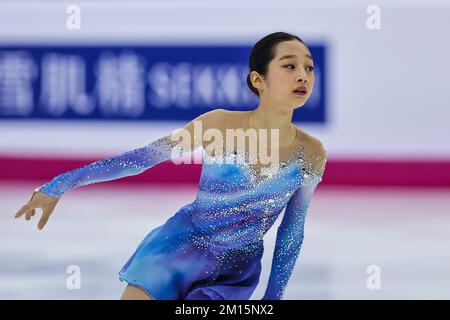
[{"xmin": 250, "ymin": 70, "xmax": 264, "ymax": 91}]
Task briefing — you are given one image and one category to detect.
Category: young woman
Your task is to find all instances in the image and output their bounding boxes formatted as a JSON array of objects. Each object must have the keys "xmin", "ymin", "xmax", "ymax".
[{"xmin": 14, "ymin": 32, "xmax": 327, "ymax": 300}]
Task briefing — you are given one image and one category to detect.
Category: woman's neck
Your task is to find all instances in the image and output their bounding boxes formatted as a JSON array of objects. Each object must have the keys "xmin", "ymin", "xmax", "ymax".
[{"xmin": 248, "ymin": 104, "xmax": 297, "ymax": 147}]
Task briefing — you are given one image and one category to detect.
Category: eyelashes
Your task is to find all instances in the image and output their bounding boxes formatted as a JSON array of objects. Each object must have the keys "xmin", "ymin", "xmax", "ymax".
[{"xmin": 283, "ymin": 64, "xmax": 314, "ymax": 72}]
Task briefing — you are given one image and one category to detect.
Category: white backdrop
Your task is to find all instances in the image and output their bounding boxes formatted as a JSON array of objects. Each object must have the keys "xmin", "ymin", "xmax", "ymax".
[{"xmin": 0, "ymin": 0, "xmax": 449, "ymax": 159}]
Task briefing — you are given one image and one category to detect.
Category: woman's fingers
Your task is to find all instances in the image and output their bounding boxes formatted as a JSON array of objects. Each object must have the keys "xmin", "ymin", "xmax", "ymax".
[
  {"xmin": 37, "ymin": 208, "xmax": 53, "ymax": 230},
  {"xmin": 15, "ymin": 204, "xmax": 31, "ymax": 219},
  {"xmin": 25, "ymin": 208, "xmax": 36, "ymax": 220},
  {"xmin": 15, "ymin": 191, "xmax": 39, "ymax": 219},
  {"xmin": 38, "ymin": 210, "xmax": 51, "ymax": 230},
  {"xmin": 15, "ymin": 191, "xmax": 59, "ymax": 229}
]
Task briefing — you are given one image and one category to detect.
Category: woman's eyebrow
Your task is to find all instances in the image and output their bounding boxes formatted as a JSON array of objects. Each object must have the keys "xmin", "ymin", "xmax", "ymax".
[{"xmin": 278, "ymin": 54, "xmax": 314, "ymax": 62}]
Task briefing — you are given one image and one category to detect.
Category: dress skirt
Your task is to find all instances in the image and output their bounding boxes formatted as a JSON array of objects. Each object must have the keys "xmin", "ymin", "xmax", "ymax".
[{"xmin": 118, "ymin": 207, "xmax": 264, "ymax": 300}]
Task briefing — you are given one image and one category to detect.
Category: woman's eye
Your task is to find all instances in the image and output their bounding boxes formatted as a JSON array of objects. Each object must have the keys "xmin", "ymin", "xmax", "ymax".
[
  {"xmin": 284, "ymin": 64, "xmax": 314, "ymax": 72},
  {"xmin": 283, "ymin": 64, "xmax": 295, "ymax": 69}
]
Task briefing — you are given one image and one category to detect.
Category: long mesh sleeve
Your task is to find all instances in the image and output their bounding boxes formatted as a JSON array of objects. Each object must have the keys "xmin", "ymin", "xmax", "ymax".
[
  {"xmin": 35, "ymin": 134, "xmax": 184, "ymax": 198},
  {"xmin": 262, "ymin": 169, "xmax": 324, "ymax": 300}
]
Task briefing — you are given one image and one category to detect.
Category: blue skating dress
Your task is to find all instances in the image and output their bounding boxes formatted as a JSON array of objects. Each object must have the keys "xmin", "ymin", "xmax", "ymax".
[{"xmin": 36, "ymin": 132, "xmax": 326, "ymax": 300}]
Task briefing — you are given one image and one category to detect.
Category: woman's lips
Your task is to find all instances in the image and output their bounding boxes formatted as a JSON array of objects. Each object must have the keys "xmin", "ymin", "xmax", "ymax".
[
  {"xmin": 293, "ymin": 90, "xmax": 306, "ymax": 96},
  {"xmin": 293, "ymin": 85, "xmax": 307, "ymax": 96}
]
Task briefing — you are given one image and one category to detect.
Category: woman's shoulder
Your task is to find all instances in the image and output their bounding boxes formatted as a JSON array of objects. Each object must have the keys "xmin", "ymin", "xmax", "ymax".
[
  {"xmin": 295, "ymin": 127, "xmax": 327, "ymax": 176},
  {"xmin": 190, "ymin": 108, "xmax": 230, "ymax": 130},
  {"xmin": 296, "ymin": 127, "xmax": 326, "ymax": 153},
  {"xmin": 199, "ymin": 108, "xmax": 240, "ymax": 124},
  {"xmin": 198, "ymin": 108, "xmax": 229, "ymax": 119},
  {"xmin": 216, "ymin": 108, "xmax": 248, "ymax": 119},
  {"xmin": 206, "ymin": 108, "xmax": 250, "ymax": 129}
]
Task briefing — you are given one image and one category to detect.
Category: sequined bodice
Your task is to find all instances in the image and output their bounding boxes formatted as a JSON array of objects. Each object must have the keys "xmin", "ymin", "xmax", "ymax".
[{"xmin": 189, "ymin": 150, "xmax": 309, "ymax": 249}]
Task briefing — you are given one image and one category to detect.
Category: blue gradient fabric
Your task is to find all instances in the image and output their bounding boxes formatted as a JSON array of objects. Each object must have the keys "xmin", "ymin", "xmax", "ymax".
[{"xmin": 37, "ymin": 133, "xmax": 326, "ymax": 300}]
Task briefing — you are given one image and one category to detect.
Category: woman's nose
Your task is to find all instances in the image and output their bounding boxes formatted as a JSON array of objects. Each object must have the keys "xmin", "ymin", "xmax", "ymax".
[{"xmin": 297, "ymin": 71, "xmax": 307, "ymax": 83}]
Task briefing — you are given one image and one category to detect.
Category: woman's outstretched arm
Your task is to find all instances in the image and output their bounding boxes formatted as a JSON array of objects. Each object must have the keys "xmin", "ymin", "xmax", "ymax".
[
  {"xmin": 14, "ymin": 108, "xmax": 226, "ymax": 229},
  {"xmin": 35, "ymin": 109, "xmax": 225, "ymax": 198},
  {"xmin": 35, "ymin": 134, "xmax": 178, "ymax": 198}
]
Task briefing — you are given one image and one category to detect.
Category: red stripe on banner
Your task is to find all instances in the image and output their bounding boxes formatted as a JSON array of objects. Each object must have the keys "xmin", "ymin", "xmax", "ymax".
[
  {"xmin": 0, "ymin": 155, "xmax": 202, "ymax": 185},
  {"xmin": 1, "ymin": 155, "xmax": 450, "ymax": 187},
  {"xmin": 323, "ymin": 158, "xmax": 450, "ymax": 187}
]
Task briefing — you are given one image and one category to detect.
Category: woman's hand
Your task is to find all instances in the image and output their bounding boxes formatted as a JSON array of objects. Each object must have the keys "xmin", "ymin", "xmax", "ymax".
[{"xmin": 14, "ymin": 190, "xmax": 60, "ymax": 230}]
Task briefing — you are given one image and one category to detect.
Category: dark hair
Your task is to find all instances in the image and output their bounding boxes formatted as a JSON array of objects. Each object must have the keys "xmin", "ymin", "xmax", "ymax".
[{"xmin": 246, "ymin": 32, "xmax": 306, "ymax": 97}]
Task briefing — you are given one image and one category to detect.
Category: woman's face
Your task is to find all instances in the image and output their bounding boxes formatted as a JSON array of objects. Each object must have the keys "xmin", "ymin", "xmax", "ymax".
[{"xmin": 252, "ymin": 39, "xmax": 315, "ymax": 109}]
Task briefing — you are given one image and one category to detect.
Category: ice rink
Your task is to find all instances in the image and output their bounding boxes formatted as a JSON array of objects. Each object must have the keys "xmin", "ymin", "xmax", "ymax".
[{"xmin": 2, "ymin": 182, "xmax": 449, "ymax": 299}]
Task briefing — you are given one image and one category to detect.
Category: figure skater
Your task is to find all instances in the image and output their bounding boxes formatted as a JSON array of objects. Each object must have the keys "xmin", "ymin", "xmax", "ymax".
[{"xmin": 14, "ymin": 32, "xmax": 327, "ymax": 300}]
